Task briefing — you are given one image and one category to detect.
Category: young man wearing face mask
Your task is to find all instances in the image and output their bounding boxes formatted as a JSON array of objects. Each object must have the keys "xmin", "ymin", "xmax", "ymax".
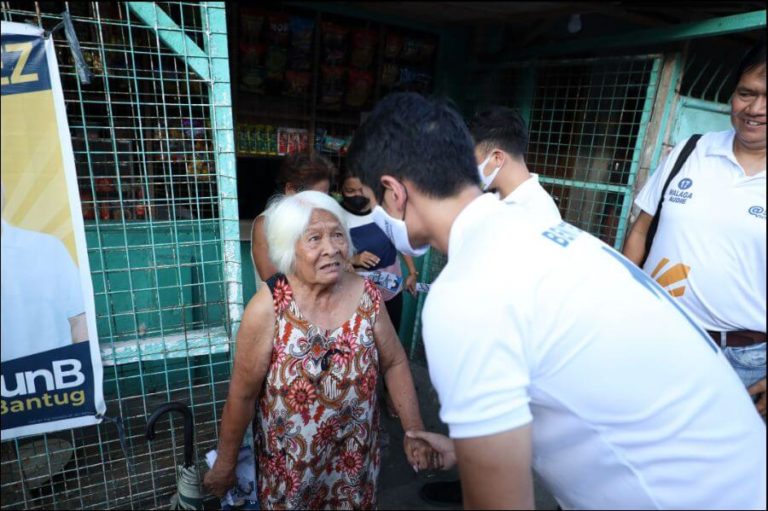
[
  {"xmin": 348, "ymin": 92, "xmax": 765, "ymax": 510},
  {"xmin": 418, "ymin": 106, "xmax": 564, "ymax": 506},
  {"xmin": 471, "ymin": 106, "xmax": 562, "ymax": 224}
]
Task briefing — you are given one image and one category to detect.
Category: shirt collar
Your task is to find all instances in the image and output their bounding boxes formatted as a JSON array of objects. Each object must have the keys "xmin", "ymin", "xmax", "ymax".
[
  {"xmin": 706, "ymin": 129, "xmax": 766, "ymax": 179},
  {"xmin": 448, "ymin": 193, "xmax": 501, "ymax": 260},
  {"xmin": 502, "ymin": 174, "xmax": 540, "ymax": 204},
  {"xmin": 705, "ymin": 129, "xmax": 736, "ymax": 159}
]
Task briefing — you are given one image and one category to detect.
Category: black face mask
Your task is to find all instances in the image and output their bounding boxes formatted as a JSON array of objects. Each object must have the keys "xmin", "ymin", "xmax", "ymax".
[{"xmin": 342, "ymin": 194, "xmax": 371, "ymax": 213}]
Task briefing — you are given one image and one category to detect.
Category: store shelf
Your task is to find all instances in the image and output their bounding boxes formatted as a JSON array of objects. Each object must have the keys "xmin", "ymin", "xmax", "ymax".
[{"xmin": 230, "ymin": 5, "xmax": 437, "ymax": 160}]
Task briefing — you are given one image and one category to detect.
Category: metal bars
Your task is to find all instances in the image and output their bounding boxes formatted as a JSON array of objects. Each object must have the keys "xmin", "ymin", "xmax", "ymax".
[
  {"xmin": 407, "ymin": 54, "xmax": 663, "ymax": 366},
  {"xmin": 1, "ymin": 2, "xmax": 238, "ymax": 509}
]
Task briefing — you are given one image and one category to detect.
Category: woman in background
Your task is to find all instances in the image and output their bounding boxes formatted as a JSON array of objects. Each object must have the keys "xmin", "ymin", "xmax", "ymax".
[{"xmin": 251, "ymin": 152, "xmax": 337, "ymax": 283}]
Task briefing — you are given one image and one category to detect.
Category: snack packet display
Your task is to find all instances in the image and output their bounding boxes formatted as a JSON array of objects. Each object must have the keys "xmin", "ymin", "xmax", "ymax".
[
  {"xmin": 284, "ymin": 70, "xmax": 311, "ymax": 97},
  {"xmin": 346, "ymin": 70, "xmax": 374, "ymax": 108},
  {"xmin": 322, "ymin": 22, "xmax": 349, "ymax": 66},
  {"xmin": 266, "ymin": 14, "xmax": 290, "ymax": 46},
  {"xmin": 319, "ymin": 65, "xmax": 346, "ymax": 109},
  {"xmin": 384, "ymin": 31, "xmax": 403, "ymax": 59},
  {"xmin": 349, "ymin": 30, "xmax": 377, "ymax": 70},
  {"xmin": 277, "ymin": 128, "xmax": 309, "ymax": 155},
  {"xmin": 289, "ymin": 16, "xmax": 314, "ymax": 71},
  {"xmin": 381, "ymin": 62, "xmax": 399, "ymax": 88}
]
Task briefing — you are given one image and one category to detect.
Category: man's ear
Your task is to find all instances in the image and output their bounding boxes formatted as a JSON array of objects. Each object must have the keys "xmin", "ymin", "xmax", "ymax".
[
  {"xmin": 492, "ymin": 149, "xmax": 506, "ymax": 168},
  {"xmin": 379, "ymin": 175, "xmax": 405, "ymax": 210},
  {"xmin": 284, "ymin": 182, "xmax": 297, "ymax": 195}
]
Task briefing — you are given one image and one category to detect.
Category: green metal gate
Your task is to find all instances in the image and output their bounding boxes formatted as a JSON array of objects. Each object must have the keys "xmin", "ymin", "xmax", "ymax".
[
  {"xmin": 404, "ymin": 54, "xmax": 663, "ymax": 360},
  {"xmin": 1, "ymin": 2, "xmax": 239, "ymax": 509},
  {"xmin": 469, "ymin": 55, "xmax": 663, "ymax": 249}
]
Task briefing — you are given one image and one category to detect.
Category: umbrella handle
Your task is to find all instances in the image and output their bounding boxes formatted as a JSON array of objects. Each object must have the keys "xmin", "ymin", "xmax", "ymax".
[{"xmin": 146, "ymin": 402, "xmax": 195, "ymax": 468}]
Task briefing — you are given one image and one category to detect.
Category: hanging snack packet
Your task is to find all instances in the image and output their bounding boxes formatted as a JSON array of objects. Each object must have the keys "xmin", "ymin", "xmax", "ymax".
[
  {"xmin": 381, "ymin": 62, "xmax": 399, "ymax": 88},
  {"xmin": 322, "ymin": 22, "xmax": 349, "ymax": 66},
  {"xmin": 319, "ymin": 65, "xmax": 346, "ymax": 109},
  {"xmin": 384, "ymin": 31, "xmax": 403, "ymax": 59},
  {"xmin": 400, "ymin": 36, "xmax": 420, "ymax": 62},
  {"xmin": 420, "ymin": 38, "xmax": 437, "ymax": 62},
  {"xmin": 284, "ymin": 70, "xmax": 311, "ymax": 97},
  {"xmin": 346, "ymin": 70, "xmax": 374, "ymax": 108},
  {"xmin": 349, "ymin": 30, "xmax": 377, "ymax": 69},
  {"xmin": 289, "ymin": 16, "xmax": 314, "ymax": 71},
  {"xmin": 266, "ymin": 14, "xmax": 291, "ymax": 46}
]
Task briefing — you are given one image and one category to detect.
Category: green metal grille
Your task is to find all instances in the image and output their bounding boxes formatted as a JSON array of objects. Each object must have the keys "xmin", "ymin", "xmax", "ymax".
[
  {"xmin": 409, "ymin": 55, "xmax": 662, "ymax": 363},
  {"xmin": 471, "ymin": 55, "xmax": 661, "ymax": 248},
  {"xmin": 1, "ymin": 2, "xmax": 239, "ymax": 509}
]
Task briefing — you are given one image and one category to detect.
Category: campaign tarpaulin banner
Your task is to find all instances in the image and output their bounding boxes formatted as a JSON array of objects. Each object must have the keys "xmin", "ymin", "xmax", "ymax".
[{"xmin": 1, "ymin": 21, "xmax": 106, "ymax": 440}]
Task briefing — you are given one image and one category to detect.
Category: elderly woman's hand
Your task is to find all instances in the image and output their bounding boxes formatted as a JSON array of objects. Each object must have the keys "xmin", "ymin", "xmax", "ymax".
[
  {"xmin": 404, "ymin": 433, "xmax": 439, "ymax": 471},
  {"xmin": 406, "ymin": 430, "xmax": 457, "ymax": 470},
  {"xmin": 203, "ymin": 461, "xmax": 237, "ymax": 498}
]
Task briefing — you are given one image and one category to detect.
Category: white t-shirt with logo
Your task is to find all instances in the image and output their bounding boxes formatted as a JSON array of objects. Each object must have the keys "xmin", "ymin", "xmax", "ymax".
[
  {"xmin": 1, "ymin": 221, "xmax": 85, "ymax": 361},
  {"xmin": 635, "ymin": 129, "xmax": 766, "ymax": 332},
  {"xmin": 422, "ymin": 194, "xmax": 765, "ymax": 510},
  {"xmin": 502, "ymin": 173, "xmax": 562, "ymax": 224}
]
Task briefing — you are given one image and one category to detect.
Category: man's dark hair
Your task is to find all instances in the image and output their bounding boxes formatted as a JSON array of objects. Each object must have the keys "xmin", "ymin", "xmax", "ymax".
[
  {"xmin": 469, "ymin": 106, "xmax": 529, "ymax": 160},
  {"xmin": 735, "ymin": 38, "xmax": 766, "ymax": 81},
  {"xmin": 347, "ymin": 92, "xmax": 479, "ymax": 201}
]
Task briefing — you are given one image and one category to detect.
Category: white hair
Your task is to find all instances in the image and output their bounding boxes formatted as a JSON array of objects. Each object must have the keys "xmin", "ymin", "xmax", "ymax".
[{"xmin": 264, "ymin": 190, "xmax": 354, "ymax": 274}]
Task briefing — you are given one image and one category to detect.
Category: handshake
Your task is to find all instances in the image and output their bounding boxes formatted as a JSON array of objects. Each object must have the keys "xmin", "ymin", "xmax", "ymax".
[{"xmin": 403, "ymin": 430, "xmax": 456, "ymax": 472}]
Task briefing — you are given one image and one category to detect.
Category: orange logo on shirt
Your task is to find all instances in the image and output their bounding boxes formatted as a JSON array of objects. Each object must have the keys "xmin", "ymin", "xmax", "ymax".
[{"xmin": 650, "ymin": 258, "xmax": 690, "ymax": 297}]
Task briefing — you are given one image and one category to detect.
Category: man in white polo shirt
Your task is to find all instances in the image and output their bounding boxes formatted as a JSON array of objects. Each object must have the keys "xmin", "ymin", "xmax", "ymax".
[
  {"xmin": 624, "ymin": 41, "xmax": 766, "ymax": 416},
  {"xmin": 0, "ymin": 182, "xmax": 87, "ymax": 361},
  {"xmin": 470, "ymin": 106, "xmax": 562, "ymax": 224},
  {"xmin": 419, "ymin": 105, "xmax": 564, "ymax": 506},
  {"xmin": 348, "ymin": 92, "xmax": 765, "ymax": 509}
]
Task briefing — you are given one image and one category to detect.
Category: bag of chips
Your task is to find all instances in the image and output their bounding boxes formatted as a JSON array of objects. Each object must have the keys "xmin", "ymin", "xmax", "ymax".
[
  {"xmin": 288, "ymin": 16, "xmax": 314, "ymax": 71},
  {"xmin": 420, "ymin": 38, "xmax": 437, "ymax": 62},
  {"xmin": 266, "ymin": 14, "xmax": 290, "ymax": 46},
  {"xmin": 319, "ymin": 65, "xmax": 346, "ymax": 109},
  {"xmin": 265, "ymin": 45, "xmax": 288, "ymax": 94},
  {"xmin": 322, "ymin": 22, "xmax": 349, "ymax": 66},
  {"xmin": 284, "ymin": 70, "xmax": 311, "ymax": 97},
  {"xmin": 384, "ymin": 32, "xmax": 402, "ymax": 60},
  {"xmin": 349, "ymin": 30, "xmax": 377, "ymax": 70},
  {"xmin": 381, "ymin": 62, "xmax": 399, "ymax": 88},
  {"xmin": 346, "ymin": 70, "xmax": 374, "ymax": 108},
  {"xmin": 400, "ymin": 36, "xmax": 420, "ymax": 62},
  {"xmin": 290, "ymin": 16, "xmax": 314, "ymax": 52}
]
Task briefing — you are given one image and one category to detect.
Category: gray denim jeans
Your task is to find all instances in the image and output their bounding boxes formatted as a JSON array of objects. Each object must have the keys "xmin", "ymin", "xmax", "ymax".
[{"xmin": 722, "ymin": 342, "xmax": 766, "ymax": 388}]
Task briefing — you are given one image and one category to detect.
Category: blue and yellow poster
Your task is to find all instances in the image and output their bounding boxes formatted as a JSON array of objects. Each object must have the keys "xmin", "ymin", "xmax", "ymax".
[{"xmin": 1, "ymin": 21, "xmax": 106, "ymax": 440}]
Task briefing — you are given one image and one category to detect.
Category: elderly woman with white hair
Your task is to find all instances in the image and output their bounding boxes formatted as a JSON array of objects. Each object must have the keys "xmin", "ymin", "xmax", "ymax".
[{"xmin": 204, "ymin": 191, "xmax": 435, "ymax": 509}]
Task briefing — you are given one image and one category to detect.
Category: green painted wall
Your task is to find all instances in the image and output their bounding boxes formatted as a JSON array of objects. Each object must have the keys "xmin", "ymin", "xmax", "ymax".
[{"xmin": 85, "ymin": 220, "xmax": 226, "ymax": 344}]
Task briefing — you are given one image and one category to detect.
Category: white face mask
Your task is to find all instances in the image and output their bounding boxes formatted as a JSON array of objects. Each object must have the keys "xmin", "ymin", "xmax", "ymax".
[
  {"xmin": 371, "ymin": 205, "xmax": 429, "ymax": 257},
  {"xmin": 477, "ymin": 153, "xmax": 502, "ymax": 191}
]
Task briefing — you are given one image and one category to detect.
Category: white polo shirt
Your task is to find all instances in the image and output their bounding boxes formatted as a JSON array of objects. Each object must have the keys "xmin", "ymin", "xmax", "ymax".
[
  {"xmin": 502, "ymin": 173, "xmax": 562, "ymax": 224},
  {"xmin": 635, "ymin": 129, "xmax": 766, "ymax": 332},
  {"xmin": 422, "ymin": 194, "xmax": 765, "ymax": 510},
  {"xmin": 1, "ymin": 221, "xmax": 84, "ymax": 361}
]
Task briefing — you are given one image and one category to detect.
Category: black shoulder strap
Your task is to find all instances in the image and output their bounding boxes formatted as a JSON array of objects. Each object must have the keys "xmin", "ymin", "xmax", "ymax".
[{"xmin": 641, "ymin": 134, "xmax": 702, "ymax": 267}]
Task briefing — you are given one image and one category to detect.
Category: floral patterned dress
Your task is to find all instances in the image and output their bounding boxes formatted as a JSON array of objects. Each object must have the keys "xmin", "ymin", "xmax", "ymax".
[{"xmin": 255, "ymin": 274, "xmax": 382, "ymax": 510}]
